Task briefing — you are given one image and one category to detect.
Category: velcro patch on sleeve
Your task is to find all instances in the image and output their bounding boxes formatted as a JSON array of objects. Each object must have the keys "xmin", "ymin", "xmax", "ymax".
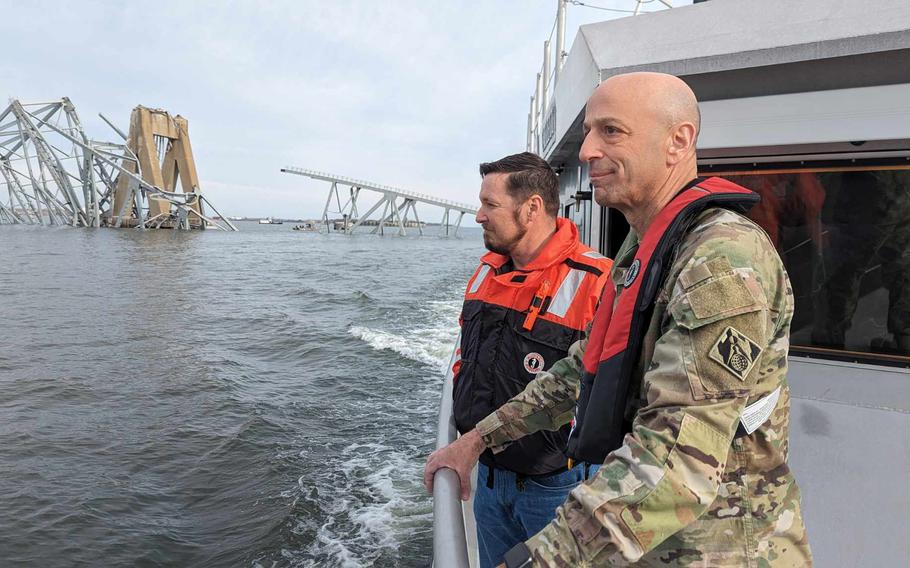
[
  {"xmin": 687, "ymin": 274, "xmax": 755, "ymax": 320},
  {"xmin": 678, "ymin": 257, "xmax": 730, "ymax": 289},
  {"xmin": 708, "ymin": 326, "xmax": 763, "ymax": 381},
  {"xmin": 670, "ymin": 273, "xmax": 763, "ymax": 330}
]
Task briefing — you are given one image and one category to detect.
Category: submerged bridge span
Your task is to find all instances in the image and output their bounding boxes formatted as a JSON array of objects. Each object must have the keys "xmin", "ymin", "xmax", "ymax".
[{"xmin": 281, "ymin": 167, "xmax": 477, "ymax": 237}]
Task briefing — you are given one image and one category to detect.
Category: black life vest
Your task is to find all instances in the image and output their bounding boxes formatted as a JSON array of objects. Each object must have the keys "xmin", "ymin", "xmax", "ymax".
[
  {"xmin": 565, "ymin": 178, "xmax": 759, "ymax": 464},
  {"xmin": 453, "ymin": 220, "xmax": 611, "ymax": 475}
]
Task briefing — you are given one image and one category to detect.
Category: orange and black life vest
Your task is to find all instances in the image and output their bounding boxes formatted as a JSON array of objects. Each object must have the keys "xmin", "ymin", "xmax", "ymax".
[
  {"xmin": 566, "ymin": 178, "xmax": 760, "ymax": 464},
  {"xmin": 453, "ymin": 218, "xmax": 612, "ymax": 475}
]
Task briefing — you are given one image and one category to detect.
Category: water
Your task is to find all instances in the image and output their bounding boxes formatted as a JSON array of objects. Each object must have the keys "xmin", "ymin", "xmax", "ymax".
[{"xmin": 0, "ymin": 222, "xmax": 481, "ymax": 567}]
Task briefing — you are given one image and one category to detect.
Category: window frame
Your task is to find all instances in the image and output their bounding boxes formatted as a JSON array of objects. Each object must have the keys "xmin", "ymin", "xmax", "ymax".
[{"xmin": 700, "ymin": 152, "xmax": 910, "ymax": 368}]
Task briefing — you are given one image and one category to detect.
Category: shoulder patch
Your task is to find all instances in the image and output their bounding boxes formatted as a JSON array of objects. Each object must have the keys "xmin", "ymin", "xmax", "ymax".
[
  {"xmin": 709, "ymin": 326, "xmax": 763, "ymax": 381},
  {"xmin": 623, "ymin": 259, "xmax": 641, "ymax": 287}
]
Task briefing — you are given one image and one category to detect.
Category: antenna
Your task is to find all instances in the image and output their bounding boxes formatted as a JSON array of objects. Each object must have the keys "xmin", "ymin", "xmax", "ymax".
[{"xmin": 635, "ymin": 1, "xmax": 674, "ymax": 16}]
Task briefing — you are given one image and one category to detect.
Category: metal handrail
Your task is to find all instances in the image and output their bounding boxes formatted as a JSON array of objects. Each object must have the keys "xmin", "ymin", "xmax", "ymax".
[{"xmin": 432, "ymin": 335, "xmax": 471, "ymax": 568}]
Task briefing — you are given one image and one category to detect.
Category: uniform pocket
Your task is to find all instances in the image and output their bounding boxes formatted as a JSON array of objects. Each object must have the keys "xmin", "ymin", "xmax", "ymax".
[
  {"xmin": 669, "ymin": 266, "xmax": 769, "ymax": 400},
  {"xmin": 620, "ymin": 414, "xmax": 729, "ymax": 552},
  {"xmin": 681, "ymin": 312, "xmax": 768, "ymax": 400},
  {"xmin": 457, "ymin": 301, "xmax": 485, "ymax": 363},
  {"xmin": 511, "ymin": 317, "xmax": 577, "ymax": 352},
  {"xmin": 497, "ymin": 316, "xmax": 580, "ymax": 393}
]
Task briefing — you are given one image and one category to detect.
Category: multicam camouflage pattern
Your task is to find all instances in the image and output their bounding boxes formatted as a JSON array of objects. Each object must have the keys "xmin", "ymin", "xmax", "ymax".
[{"xmin": 476, "ymin": 207, "xmax": 812, "ymax": 566}]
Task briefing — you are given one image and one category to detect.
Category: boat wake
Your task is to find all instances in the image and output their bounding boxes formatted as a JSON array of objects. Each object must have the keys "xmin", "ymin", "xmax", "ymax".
[
  {"xmin": 348, "ymin": 298, "xmax": 461, "ymax": 372},
  {"xmin": 293, "ymin": 442, "xmax": 433, "ymax": 567}
]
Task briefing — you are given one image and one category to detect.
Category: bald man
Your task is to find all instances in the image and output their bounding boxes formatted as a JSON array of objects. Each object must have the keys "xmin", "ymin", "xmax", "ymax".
[{"xmin": 465, "ymin": 73, "xmax": 812, "ymax": 567}]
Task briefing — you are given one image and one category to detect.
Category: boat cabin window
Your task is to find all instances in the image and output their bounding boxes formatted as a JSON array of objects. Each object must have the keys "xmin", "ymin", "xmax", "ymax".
[
  {"xmin": 701, "ymin": 159, "xmax": 910, "ymax": 365},
  {"xmin": 573, "ymin": 195, "xmax": 592, "ymax": 246}
]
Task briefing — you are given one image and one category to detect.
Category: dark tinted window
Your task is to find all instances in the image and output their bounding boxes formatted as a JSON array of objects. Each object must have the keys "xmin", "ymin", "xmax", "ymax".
[{"xmin": 710, "ymin": 165, "xmax": 910, "ymax": 362}]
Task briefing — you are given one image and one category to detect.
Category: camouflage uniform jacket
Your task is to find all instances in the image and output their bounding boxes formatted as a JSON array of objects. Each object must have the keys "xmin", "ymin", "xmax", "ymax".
[{"xmin": 475, "ymin": 207, "xmax": 813, "ymax": 566}]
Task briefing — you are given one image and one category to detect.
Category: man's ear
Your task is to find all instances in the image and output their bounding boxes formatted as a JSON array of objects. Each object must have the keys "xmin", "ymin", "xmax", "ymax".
[
  {"xmin": 667, "ymin": 122, "xmax": 697, "ymax": 165},
  {"xmin": 526, "ymin": 194, "xmax": 545, "ymax": 223}
]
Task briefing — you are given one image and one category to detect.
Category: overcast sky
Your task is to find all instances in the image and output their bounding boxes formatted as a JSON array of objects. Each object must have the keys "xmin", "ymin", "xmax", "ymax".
[{"xmin": 2, "ymin": 0, "xmax": 687, "ymax": 219}]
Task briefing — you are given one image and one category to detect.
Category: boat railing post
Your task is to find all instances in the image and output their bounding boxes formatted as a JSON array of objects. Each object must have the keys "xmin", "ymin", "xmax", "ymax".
[
  {"xmin": 533, "ymin": 72, "xmax": 542, "ymax": 153},
  {"xmin": 555, "ymin": 0, "xmax": 567, "ymax": 83},
  {"xmin": 432, "ymin": 334, "xmax": 471, "ymax": 568},
  {"xmin": 542, "ymin": 39, "xmax": 551, "ymax": 116},
  {"xmin": 525, "ymin": 107, "xmax": 533, "ymax": 152}
]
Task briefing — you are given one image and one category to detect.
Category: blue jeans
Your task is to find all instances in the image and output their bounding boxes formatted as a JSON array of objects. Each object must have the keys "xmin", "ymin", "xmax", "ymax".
[{"xmin": 474, "ymin": 462, "xmax": 594, "ymax": 568}]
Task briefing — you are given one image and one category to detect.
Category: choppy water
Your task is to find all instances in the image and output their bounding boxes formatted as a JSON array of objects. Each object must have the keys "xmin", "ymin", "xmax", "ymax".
[{"xmin": 0, "ymin": 222, "xmax": 480, "ymax": 567}]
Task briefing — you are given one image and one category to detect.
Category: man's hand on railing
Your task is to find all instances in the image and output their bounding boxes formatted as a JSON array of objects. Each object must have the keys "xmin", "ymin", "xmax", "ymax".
[{"xmin": 424, "ymin": 428, "xmax": 486, "ymax": 500}]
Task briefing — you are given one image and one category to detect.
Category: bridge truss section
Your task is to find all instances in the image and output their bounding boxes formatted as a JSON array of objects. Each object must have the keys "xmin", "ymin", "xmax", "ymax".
[
  {"xmin": 281, "ymin": 167, "xmax": 477, "ymax": 237},
  {"xmin": 0, "ymin": 98, "xmax": 236, "ymax": 231}
]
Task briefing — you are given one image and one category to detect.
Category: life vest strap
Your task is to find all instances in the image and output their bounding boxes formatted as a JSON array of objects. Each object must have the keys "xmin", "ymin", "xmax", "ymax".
[
  {"xmin": 522, "ymin": 280, "xmax": 551, "ymax": 331},
  {"xmin": 566, "ymin": 178, "xmax": 761, "ymax": 464}
]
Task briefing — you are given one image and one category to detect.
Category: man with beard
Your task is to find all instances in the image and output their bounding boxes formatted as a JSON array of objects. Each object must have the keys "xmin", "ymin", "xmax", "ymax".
[{"xmin": 425, "ymin": 152, "xmax": 611, "ymax": 567}]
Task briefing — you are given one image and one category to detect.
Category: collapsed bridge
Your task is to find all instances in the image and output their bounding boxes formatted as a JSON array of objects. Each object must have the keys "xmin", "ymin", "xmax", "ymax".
[{"xmin": 0, "ymin": 98, "xmax": 236, "ymax": 231}]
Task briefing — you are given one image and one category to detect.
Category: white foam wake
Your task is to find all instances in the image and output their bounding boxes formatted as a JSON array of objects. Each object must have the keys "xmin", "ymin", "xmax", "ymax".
[
  {"xmin": 297, "ymin": 442, "xmax": 433, "ymax": 567},
  {"xmin": 349, "ymin": 311, "xmax": 459, "ymax": 372}
]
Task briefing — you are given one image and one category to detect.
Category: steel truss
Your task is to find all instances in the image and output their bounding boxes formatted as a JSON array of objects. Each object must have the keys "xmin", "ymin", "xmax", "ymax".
[
  {"xmin": 281, "ymin": 167, "xmax": 476, "ymax": 237},
  {"xmin": 0, "ymin": 98, "xmax": 236, "ymax": 231}
]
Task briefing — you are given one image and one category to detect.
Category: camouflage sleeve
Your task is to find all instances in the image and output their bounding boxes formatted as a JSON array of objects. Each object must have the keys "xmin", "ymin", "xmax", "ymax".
[
  {"xmin": 475, "ymin": 336, "xmax": 585, "ymax": 453},
  {"xmin": 526, "ymin": 222, "xmax": 786, "ymax": 565}
]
